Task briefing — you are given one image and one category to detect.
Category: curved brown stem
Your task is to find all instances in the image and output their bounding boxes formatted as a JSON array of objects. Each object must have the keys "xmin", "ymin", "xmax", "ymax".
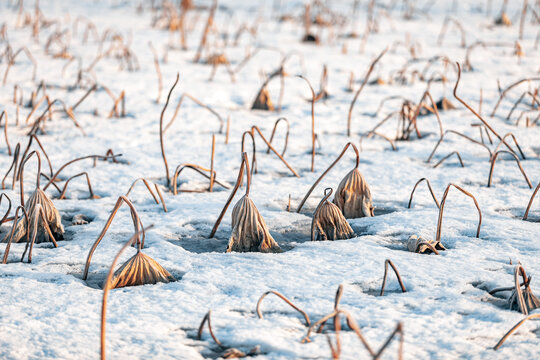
[
  {"xmin": 491, "ymin": 77, "xmax": 540, "ymax": 117},
  {"xmin": 436, "ymin": 183, "xmax": 482, "ymax": 243},
  {"xmin": 160, "ymin": 73, "xmax": 179, "ymax": 187},
  {"xmin": 18, "ymin": 151, "xmax": 42, "ymax": 207},
  {"xmin": 154, "ymin": 184, "xmax": 167, "ymax": 213},
  {"xmin": 149, "ymin": 42, "xmax": 162, "ymax": 104},
  {"xmin": 454, "ymin": 62, "xmax": 518, "ymax": 157},
  {"xmin": 380, "ymin": 259, "xmax": 407, "ymax": 296},
  {"xmin": 433, "ymin": 151, "xmax": 464, "ymax": 168},
  {"xmin": 347, "ymin": 48, "xmax": 388, "ymax": 136},
  {"xmin": 2, "ymin": 143, "xmax": 20, "ymax": 190},
  {"xmin": 296, "ymin": 142, "xmax": 359, "ymax": 213},
  {"xmin": 0, "ymin": 193, "xmax": 11, "ymax": 224},
  {"xmin": 427, "ymin": 129, "xmax": 492, "ymax": 163},
  {"xmin": 172, "ymin": 164, "xmax": 228, "ymax": 195},
  {"xmin": 2, "ymin": 206, "xmax": 29, "ymax": 264},
  {"xmin": 3, "ymin": 46, "xmax": 37, "ymax": 85},
  {"xmin": 493, "ymin": 133, "xmax": 526, "ymax": 160},
  {"xmin": 20, "ymin": 135, "xmax": 54, "ymax": 178},
  {"xmin": 43, "ymin": 154, "xmax": 122, "ymax": 191},
  {"xmin": 408, "ymin": 178, "xmax": 440, "ymax": 209},
  {"xmin": 197, "ymin": 310, "xmax": 223, "ymax": 347},
  {"xmin": 267, "ymin": 117, "xmax": 290, "ymax": 156},
  {"xmin": 251, "ymin": 126, "xmax": 299, "ymax": 177},
  {"xmin": 125, "ymin": 178, "xmax": 159, "ymax": 204},
  {"xmin": 164, "ymin": 93, "xmax": 224, "ymax": 134},
  {"xmin": 82, "ymin": 196, "xmax": 144, "ymax": 280},
  {"xmin": 241, "ymin": 130, "xmax": 257, "ymax": 175},
  {"xmin": 22, "ymin": 204, "xmax": 59, "ymax": 263},
  {"xmin": 209, "ymin": 135, "xmax": 215, "ymax": 192},
  {"xmin": 317, "ymin": 284, "xmax": 344, "ymax": 333},
  {"xmin": 101, "ymin": 226, "xmax": 151, "ymax": 360},
  {"xmin": 301, "ymin": 309, "xmax": 375, "ymax": 357},
  {"xmin": 523, "ymin": 182, "xmax": 540, "ymax": 220},
  {"xmin": 437, "ymin": 16, "xmax": 467, "ymax": 48},
  {"xmin": 256, "ymin": 290, "xmax": 311, "ymax": 326},
  {"xmin": 0, "ymin": 111, "xmax": 11, "ymax": 155},
  {"xmin": 487, "ymin": 151, "xmax": 532, "ymax": 189},
  {"xmin": 58, "ymin": 172, "xmax": 96, "ymax": 199},
  {"xmin": 296, "ymin": 75, "xmax": 316, "ymax": 172},
  {"xmin": 494, "ymin": 314, "xmax": 540, "ymax": 350},
  {"xmin": 373, "ymin": 322, "xmax": 404, "ymax": 360},
  {"xmin": 514, "ymin": 265, "xmax": 529, "ymax": 314}
]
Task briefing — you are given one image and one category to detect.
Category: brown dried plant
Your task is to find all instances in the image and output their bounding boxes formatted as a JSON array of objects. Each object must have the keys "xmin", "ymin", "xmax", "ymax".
[
  {"xmin": 407, "ymin": 235, "xmax": 445, "ymax": 255},
  {"xmin": 408, "ymin": 178, "xmax": 440, "ymax": 209},
  {"xmin": 125, "ymin": 178, "xmax": 167, "ymax": 212},
  {"xmin": 82, "ymin": 195, "xmax": 147, "ymax": 281},
  {"xmin": 256, "ymin": 290, "xmax": 311, "ymax": 326},
  {"xmin": 487, "ymin": 151, "xmax": 532, "ymax": 188},
  {"xmin": 435, "ymin": 184, "xmax": 482, "ymax": 244},
  {"xmin": 523, "ymin": 182, "xmax": 540, "ymax": 220},
  {"xmin": 494, "ymin": 313, "xmax": 540, "ymax": 350},
  {"xmin": 380, "ymin": 259, "xmax": 407, "ymax": 296},
  {"xmin": 297, "ymin": 142, "xmax": 373, "ymax": 219},
  {"xmin": 5, "ymin": 151, "xmax": 63, "ymax": 247},
  {"xmin": 100, "ymin": 226, "xmax": 175, "ymax": 360},
  {"xmin": 209, "ymin": 153, "xmax": 281, "ymax": 253},
  {"xmin": 311, "ymin": 188, "xmax": 355, "ymax": 241}
]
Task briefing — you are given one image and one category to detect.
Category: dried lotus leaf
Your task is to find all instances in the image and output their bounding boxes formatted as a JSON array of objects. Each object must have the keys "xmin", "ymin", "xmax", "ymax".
[{"xmin": 333, "ymin": 168, "xmax": 374, "ymax": 218}]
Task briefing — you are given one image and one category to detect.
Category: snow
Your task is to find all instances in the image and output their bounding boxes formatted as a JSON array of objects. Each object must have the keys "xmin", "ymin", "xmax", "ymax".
[{"xmin": 0, "ymin": 0, "xmax": 539, "ymax": 358}]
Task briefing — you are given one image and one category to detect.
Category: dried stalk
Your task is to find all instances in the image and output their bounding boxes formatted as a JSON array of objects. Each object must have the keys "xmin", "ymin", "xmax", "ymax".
[
  {"xmin": 435, "ymin": 184, "xmax": 482, "ymax": 243},
  {"xmin": 164, "ymin": 92, "xmax": 224, "ymax": 134},
  {"xmin": 433, "ymin": 151, "xmax": 464, "ymax": 168},
  {"xmin": 0, "ymin": 111, "xmax": 11, "ymax": 155},
  {"xmin": 437, "ymin": 16, "xmax": 467, "ymax": 48},
  {"xmin": 454, "ymin": 62, "xmax": 518, "ymax": 157},
  {"xmin": 0, "ymin": 193, "xmax": 11, "ymax": 224},
  {"xmin": 296, "ymin": 75, "xmax": 316, "ymax": 171},
  {"xmin": 523, "ymin": 182, "xmax": 540, "ymax": 220},
  {"xmin": 209, "ymin": 134, "xmax": 215, "ymax": 192},
  {"xmin": 296, "ymin": 142, "xmax": 359, "ymax": 213},
  {"xmin": 427, "ymin": 130, "xmax": 492, "ymax": 163},
  {"xmin": 58, "ymin": 172, "xmax": 97, "ymax": 199},
  {"xmin": 380, "ymin": 259, "xmax": 407, "ymax": 296},
  {"xmin": 3, "ymin": 46, "xmax": 37, "ymax": 85},
  {"xmin": 172, "ymin": 163, "xmax": 228, "ymax": 195},
  {"xmin": 267, "ymin": 117, "xmax": 289, "ymax": 156},
  {"xmin": 82, "ymin": 196, "xmax": 145, "ymax": 280},
  {"xmin": 2, "ymin": 143, "xmax": 20, "ymax": 189},
  {"xmin": 149, "ymin": 42, "xmax": 162, "ymax": 104},
  {"xmin": 193, "ymin": 0, "xmax": 217, "ymax": 63},
  {"xmin": 197, "ymin": 310, "xmax": 223, "ymax": 347},
  {"xmin": 42, "ymin": 154, "xmax": 121, "ymax": 192},
  {"xmin": 494, "ymin": 314, "xmax": 540, "ymax": 350},
  {"xmin": 408, "ymin": 178, "xmax": 440, "ymax": 209},
  {"xmin": 487, "ymin": 151, "xmax": 532, "ymax": 189},
  {"xmin": 2, "ymin": 206, "xmax": 29, "ymax": 264},
  {"xmin": 159, "ymin": 73, "xmax": 179, "ymax": 187},
  {"xmin": 491, "ymin": 77, "xmax": 540, "ymax": 117},
  {"xmin": 250, "ymin": 126, "xmax": 299, "ymax": 177},
  {"xmin": 347, "ymin": 48, "xmax": 388, "ymax": 136},
  {"xmin": 493, "ymin": 133, "xmax": 526, "ymax": 160},
  {"xmin": 256, "ymin": 290, "xmax": 311, "ymax": 326}
]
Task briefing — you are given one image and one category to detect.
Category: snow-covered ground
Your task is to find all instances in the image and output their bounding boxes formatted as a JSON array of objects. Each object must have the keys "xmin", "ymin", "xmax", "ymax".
[{"xmin": 0, "ymin": 0, "xmax": 539, "ymax": 358}]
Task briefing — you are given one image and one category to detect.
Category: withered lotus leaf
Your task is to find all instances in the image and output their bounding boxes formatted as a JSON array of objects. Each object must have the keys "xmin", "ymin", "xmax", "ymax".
[
  {"xmin": 333, "ymin": 168, "xmax": 374, "ymax": 218},
  {"xmin": 227, "ymin": 195, "xmax": 281, "ymax": 253},
  {"xmin": 109, "ymin": 252, "xmax": 175, "ymax": 289},
  {"xmin": 312, "ymin": 188, "xmax": 355, "ymax": 241}
]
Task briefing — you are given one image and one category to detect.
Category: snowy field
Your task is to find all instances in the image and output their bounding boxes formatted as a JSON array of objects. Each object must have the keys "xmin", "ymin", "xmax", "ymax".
[{"xmin": 0, "ymin": 0, "xmax": 539, "ymax": 359}]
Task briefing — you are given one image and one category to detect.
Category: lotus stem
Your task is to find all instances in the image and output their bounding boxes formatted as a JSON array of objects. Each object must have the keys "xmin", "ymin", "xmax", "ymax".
[
  {"xmin": 18, "ymin": 151, "xmax": 42, "ymax": 207},
  {"xmin": 0, "ymin": 111, "xmax": 11, "ymax": 155},
  {"xmin": 210, "ymin": 134, "xmax": 215, "ymax": 192},
  {"xmin": 427, "ymin": 130, "xmax": 492, "ymax": 163},
  {"xmin": 436, "ymin": 183, "xmax": 482, "ymax": 243},
  {"xmin": 487, "ymin": 151, "xmax": 532, "ymax": 189},
  {"xmin": 2, "ymin": 143, "xmax": 20, "ymax": 190},
  {"xmin": 160, "ymin": 73, "xmax": 180, "ymax": 187},
  {"xmin": 2, "ymin": 205, "xmax": 29, "ymax": 264},
  {"xmin": 408, "ymin": 178, "xmax": 440, "ymax": 209},
  {"xmin": 149, "ymin": 42, "xmax": 162, "ymax": 103},
  {"xmin": 267, "ymin": 117, "xmax": 290, "ymax": 156},
  {"xmin": 380, "ymin": 259, "xmax": 407, "ymax": 296},
  {"xmin": 523, "ymin": 182, "xmax": 540, "ymax": 220},
  {"xmin": 493, "ymin": 133, "xmax": 526, "ymax": 160},
  {"xmin": 433, "ymin": 151, "xmax": 464, "ymax": 168},
  {"xmin": 491, "ymin": 77, "xmax": 540, "ymax": 117},
  {"xmin": 296, "ymin": 75, "xmax": 316, "ymax": 172},
  {"xmin": 256, "ymin": 290, "xmax": 311, "ymax": 326},
  {"xmin": 125, "ymin": 178, "xmax": 160, "ymax": 204},
  {"xmin": 347, "ymin": 48, "xmax": 388, "ymax": 136},
  {"xmin": 82, "ymin": 196, "xmax": 145, "ymax": 280},
  {"xmin": 58, "ymin": 172, "xmax": 96, "ymax": 199},
  {"xmin": 251, "ymin": 126, "xmax": 299, "ymax": 177},
  {"xmin": 494, "ymin": 313, "xmax": 540, "ymax": 350},
  {"xmin": 197, "ymin": 310, "xmax": 223, "ymax": 347},
  {"xmin": 241, "ymin": 130, "xmax": 256, "ymax": 175},
  {"xmin": 296, "ymin": 142, "xmax": 359, "ymax": 213}
]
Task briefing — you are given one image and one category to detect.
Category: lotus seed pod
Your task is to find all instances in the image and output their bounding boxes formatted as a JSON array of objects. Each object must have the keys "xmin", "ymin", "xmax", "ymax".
[
  {"xmin": 227, "ymin": 195, "xmax": 281, "ymax": 253},
  {"xmin": 333, "ymin": 168, "xmax": 374, "ymax": 218}
]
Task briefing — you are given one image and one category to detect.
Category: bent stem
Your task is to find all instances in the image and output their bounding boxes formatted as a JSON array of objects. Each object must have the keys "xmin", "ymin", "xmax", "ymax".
[
  {"xmin": 380, "ymin": 259, "xmax": 407, "ymax": 296},
  {"xmin": 2, "ymin": 206, "xmax": 29, "ymax": 264},
  {"xmin": 58, "ymin": 172, "xmax": 96, "ymax": 199},
  {"xmin": 101, "ymin": 226, "xmax": 151, "ymax": 360},
  {"xmin": 433, "ymin": 151, "xmax": 464, "ymax": 168},
  {"xmin": 82, "ymin": 196, "xmax": 145, "ymax": 280},
  {"xmin": 251, "ymin": 126, "xmax": 299, "ymax": 177},
  {"xmin": 487, "ymin": 151, "xmax": 532, "ymax": 188},
  {"xmin": 267, "ymin": 117, "xmax": 290, "ymax": 156},
  {"xmin": 256, "ymin": 290, "xmax": 311, "ymax": 326},
  {"xmin": 347, "ymin": 48, "xmax": 388, "ymax": 136},
  {"xmin": 523, "ymin": 182, "xmax": 540, "ymax": 220},
  {"xmin": 209, "ymin": 153, "xmax": 250, "ymax": 238},
  {"xmin": 494, "ymin": 314, "xmax": 540, "ymax": 350},
  {"xmin": 436, "ymin": 183, "xmax": 482, "ymax": 243},
  {"xmin": 296, "ymin": 142, "xmax": 359, "ymax": 213},
  {"xmin": 160, "ymin": 73, "xmax": 180, "ymax": 187},
  {"xmin": 408, "ymin": 178, "xmax": 440, "ymax": 209},
  {"xmin": 296, "ymin": 75, "xmax": 316, "ymax": 172},
  {"xmin": 197, "ymin": 310, "xmax": 223, "ymax": 347}
]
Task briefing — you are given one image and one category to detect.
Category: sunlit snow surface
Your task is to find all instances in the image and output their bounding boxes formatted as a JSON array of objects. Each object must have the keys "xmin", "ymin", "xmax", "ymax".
[{"xmin": 0, "ymin": 0, "xmax": 539, "ymax": 359}]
